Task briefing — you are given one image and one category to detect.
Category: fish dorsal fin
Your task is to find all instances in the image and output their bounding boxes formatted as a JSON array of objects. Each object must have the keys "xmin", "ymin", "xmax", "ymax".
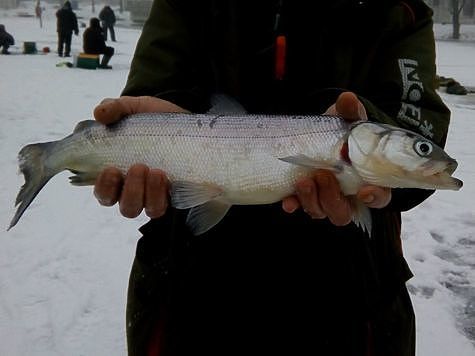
[
  {"xmin": 278, "ymin": 154, "xmax": 342, "ymax": 173},
  {"xmin": 186, "ymin": 200, "xmax": 232, "ymax": 235},
  {"xmin": 208, "ymin": 93, "xmax": 247, "ymax": 114},
  {"xmin": 73, "ymin": 120, "xmax": 96, "ymax": 133},
  {"xmin": 350, "ymin": 197, "xmax": 372, "ymax": 237},
  {"xmin": 170, "ymin": 181, "xmax": 224, "ymax": 209}
]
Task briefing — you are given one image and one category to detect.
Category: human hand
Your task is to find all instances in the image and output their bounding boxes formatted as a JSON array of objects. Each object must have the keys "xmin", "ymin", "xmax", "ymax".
[
  {"xmin": 281, "ymin": 92, "xmax": 392, "ymax": 226},
  {"xmin": 93, "ymin": 96, "xmax": 188, "ymax": 219}
]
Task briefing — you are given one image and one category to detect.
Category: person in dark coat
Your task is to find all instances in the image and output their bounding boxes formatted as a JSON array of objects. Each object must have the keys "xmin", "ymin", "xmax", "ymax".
[
  {"xmin": 0, "ymin": 24, "xmax": 14, "ymax": 54},
  {"xmin": 99, "ymin": 5, "xmax": 116, "ymax": 42},
  {"xmin": 56, "ymin": 0, "xmax": 79, "ymax": 57},
  {"xmin": 83, "ymin": 17, "xmax": 114, "ymax": 69},
  {"xmin": 92, "ymin": 1, "xmax": 451, "ymax": 355}
]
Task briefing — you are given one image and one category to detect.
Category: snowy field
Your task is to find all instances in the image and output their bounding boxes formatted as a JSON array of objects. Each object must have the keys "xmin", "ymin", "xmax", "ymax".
[{"xmin": 0, "ymin": 3, "xmax": 474, "ymax": 355}]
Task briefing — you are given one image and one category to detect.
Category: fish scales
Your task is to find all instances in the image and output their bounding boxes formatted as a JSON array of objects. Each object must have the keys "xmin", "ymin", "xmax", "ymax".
[{"xmin": 65, "ymin": 113, "xmax": 349, "ymax": 203}]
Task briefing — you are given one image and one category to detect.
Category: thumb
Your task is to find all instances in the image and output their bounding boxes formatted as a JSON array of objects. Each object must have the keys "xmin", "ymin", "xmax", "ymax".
[
  {"xmin": 335, "ymin": 92, "xmax": 367, "ymax": 121},
  {"xmin": 93, "ymin": 96, "xmax": 188, "ymax": 125}
]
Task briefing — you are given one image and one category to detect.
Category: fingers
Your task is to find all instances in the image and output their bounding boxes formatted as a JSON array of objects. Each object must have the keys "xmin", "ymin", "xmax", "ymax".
[
  {"xmin": 94, "ymin": 164, "xmax": 169, "ymax": 219},
  {"xmin": 281, "ymin": 195, "xmax": 299, "ymax": 214},
  {"xmin": 93, "ymin": 98, "xmax": 129, "ymax": 125},
  {"xmin": 315, "ymin": 171, "xmax": 352, "ymax": 226},
  {"xmin": 291, "ymin": 170, "xmax": 352, "ymax": 226},
  {"xmin": 283, "ymin": 171, "xmax": 390, "ymax": 227},
  {"xmin": 119, "ymin": 164, "xmax": 149, "ymax": 218},
  {"xmin": 144, "ymin": 169, "xmax": 169, "ymax": 218},
  {"xmin": 93, "ymin": 96, "xmax": 188, "ymax": 125},
  {"xmin": 94, "ymin": 167, "xmax": 123, "ymax": 206},
  {"xmin": 295, "ymin": 177, "xmax": 325, "ymax": 219},
  {"xmin": 356, "ymin": 185, "xmax": 392, "ymax": 209},
  {"xmin": 335, "ymin": 92, "xmax": 367, "ymax": 121},
  {"xmin": 324, "ymin": 92, "xmax": 367, "ymax": 121}
]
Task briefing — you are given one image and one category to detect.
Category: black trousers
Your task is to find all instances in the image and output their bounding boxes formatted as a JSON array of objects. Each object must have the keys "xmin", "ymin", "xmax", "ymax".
[
  {"xmin": 101, "ymin": 22, "xmax": 116, "ymax": 41},
  {"xmin": 126, "ymin": 206, "xmax": 416, "ymax": 356},
  {"xmin": 57, "ymin": 31, "xmax": 72, "ymax": 56},
  {"xmin": 103, "ymin": 46, "xmax": 114, "ymax": 57},
  {"xmin": 0, "ymin": 43, "xmax": 10, "ymax": 54}
]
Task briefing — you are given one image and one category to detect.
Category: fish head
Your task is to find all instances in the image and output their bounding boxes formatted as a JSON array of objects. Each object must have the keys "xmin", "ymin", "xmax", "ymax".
[{"xmin": 346, "ymin": 122, "xmax": 463, "ymax": 190}]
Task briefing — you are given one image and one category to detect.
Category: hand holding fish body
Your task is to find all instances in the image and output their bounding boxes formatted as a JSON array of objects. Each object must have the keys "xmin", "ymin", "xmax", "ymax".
[{"xmin": 8, "ymin": 109, "xmax": 462, "ymax": 235}]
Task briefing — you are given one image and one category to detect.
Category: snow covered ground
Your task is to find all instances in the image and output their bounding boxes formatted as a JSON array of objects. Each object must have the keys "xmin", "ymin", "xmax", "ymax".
[{"xmin": 0, "ymin": 3, "xmax": 474, "ymax": 355}]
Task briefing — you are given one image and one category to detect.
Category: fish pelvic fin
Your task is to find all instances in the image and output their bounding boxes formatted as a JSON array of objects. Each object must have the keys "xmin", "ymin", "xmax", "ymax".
[
  {"xmin": 170, "ymin": 181, "xmax": 231, "ymax": 235},
  {"xmin": 349, "ymin": 196, "xmax": 372, "ymax": 237},
  {"xmin": 8, "ymin": 142, "xmax": 60, "ymax": 230},
  {"xmin": 170, "ymin": 181, "xmax": 224, "ymax": 209},
  {"xmin": 186, "ymin": 200, "xmax": 232, "ymax": 235}
]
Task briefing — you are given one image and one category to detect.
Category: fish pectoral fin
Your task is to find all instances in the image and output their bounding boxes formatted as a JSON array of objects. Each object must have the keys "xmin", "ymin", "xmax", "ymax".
[
  {"xmin": 186, "ymin": 200, "xmax": 232, "ymax": 235},
  {"xmin": 69, "ymin": 170, "xmax": 99, "ymax": 186},
  {"xmin": 350, "ymin": 197, "xmax": 372, "ymax": 237},
  {"xmin": 171, "ymin": 181, "xmax": 224, "ymax": 209},
  {"xmin": 278, "ymin": 154, "xmax": 341, "ymax": 173}
]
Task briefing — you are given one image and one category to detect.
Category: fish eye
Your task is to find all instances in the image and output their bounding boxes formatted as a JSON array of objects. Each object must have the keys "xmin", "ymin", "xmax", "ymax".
[{"xmin": 414, "ymin": 140, "xmax": 433, "ymax": 156}]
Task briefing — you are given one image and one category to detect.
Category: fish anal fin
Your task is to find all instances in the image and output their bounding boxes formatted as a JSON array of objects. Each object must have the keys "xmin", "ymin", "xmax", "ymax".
[
  {"xmin": 171, "ymin": 181, "xmax": 224, "ymax": 209},
  {"xmin": 349, "ymin": 196, "xmax": 372, "ymax": 237},
  {"xmin": 186, "ymin": 200, "xmax": 232, "ymax": 235},
  {"xmin": 69, "ymin": 171, "xmax": 99, "ymax": 186},
  {"xmin": 278, "ymin": 154, "xmax": 341, "ymax": 173}
]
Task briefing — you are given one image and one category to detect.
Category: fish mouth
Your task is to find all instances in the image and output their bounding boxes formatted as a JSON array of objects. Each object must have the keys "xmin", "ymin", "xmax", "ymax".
[
  {"xmin": 420, "ymin": 159, "xmax": 463, "ymax": 190},
  {"xmin": 421, "ymin": 158, "xmax": 457, "ymax": 177}
]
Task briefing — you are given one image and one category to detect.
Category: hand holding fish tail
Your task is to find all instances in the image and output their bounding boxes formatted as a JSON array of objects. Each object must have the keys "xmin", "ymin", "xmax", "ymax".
[
  {"xmin": 282, "ymin": 91, "xmax": 392, "ymax": 222},
  {"xmin": 93, "ymin": 96, "xmax": 187, "ymax": 219}
]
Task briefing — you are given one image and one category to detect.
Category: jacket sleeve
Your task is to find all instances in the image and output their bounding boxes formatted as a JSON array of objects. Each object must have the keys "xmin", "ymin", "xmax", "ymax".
[
  {"xmin": 357, "ymin": 0, "xmax": 451, "ymax": 211},
  {"xmin": 121, "ymin": 0, "xmax": 211, "ymax": 112}
]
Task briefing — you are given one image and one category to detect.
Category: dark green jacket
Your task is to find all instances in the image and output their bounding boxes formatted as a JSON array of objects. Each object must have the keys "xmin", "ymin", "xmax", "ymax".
[{"xmin": 122, "ymin": 1, "xmax": 450, "ymax": 355}]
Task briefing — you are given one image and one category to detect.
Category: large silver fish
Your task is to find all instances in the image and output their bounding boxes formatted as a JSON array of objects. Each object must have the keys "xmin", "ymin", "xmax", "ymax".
[{"xmin": 8, "ymin": 112, "xmax": 462, "ymax": 235}]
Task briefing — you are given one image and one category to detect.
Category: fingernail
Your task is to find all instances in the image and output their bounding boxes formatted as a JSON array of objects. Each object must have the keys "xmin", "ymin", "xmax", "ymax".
[
  {"xmin": 286, "ymin": 205, "xmax": 297, "ymax": 214},
  {"xmin": 98, "ymin": 197, "xmax": 112, "ymax": 206},
  {"xmin": 100, "ymin": 97, "xmax": 114, "ymax": 105},
  {"xmin": 363, "ymin": 195, "xmax": 374, "ymax": 204}
]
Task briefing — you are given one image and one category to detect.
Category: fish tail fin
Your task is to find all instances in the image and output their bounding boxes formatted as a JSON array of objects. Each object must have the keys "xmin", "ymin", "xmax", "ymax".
[
  {"xmin": 8, "ymin": 142, "xmax": 60, "ymax": 230},
  {"xmin": 350, "ymin": 197, "xmax": 372, "ymax": 237}
]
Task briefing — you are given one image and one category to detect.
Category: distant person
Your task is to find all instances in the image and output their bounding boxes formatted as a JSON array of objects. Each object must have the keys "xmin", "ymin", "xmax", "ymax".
[
  {"xmin": 83, "ymin": 17, "xmax": 114, "ymax": 69},
  {"xmin": 56, "ymin": 0, "xmax": 79, "ymax": 57},
  {"xmin": 0, "ymin": 24, "xmax": 14, "ymax": 55},
  {"xmin": 35, "ymin": 0, "xmax": 43, "ymax": 28},
  {"xmin": 99, "ymin": 5, "xmax": 116, "ymax": 42}
]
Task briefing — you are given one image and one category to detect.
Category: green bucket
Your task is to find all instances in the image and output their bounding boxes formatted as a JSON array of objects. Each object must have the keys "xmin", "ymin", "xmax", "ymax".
[{"xmin": 23, "ymin": 42, "xmax": 38, "ymax": 54}]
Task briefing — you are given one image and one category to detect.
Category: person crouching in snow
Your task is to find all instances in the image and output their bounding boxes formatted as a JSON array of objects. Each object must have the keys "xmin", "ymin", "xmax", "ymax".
[
  {"xmin": 0, "ymin": 24, "xmax": 14, "ymax": 55},
  {"xmin": 83, "ymin": 17, "xmax": 114, "ymax": 69}
]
